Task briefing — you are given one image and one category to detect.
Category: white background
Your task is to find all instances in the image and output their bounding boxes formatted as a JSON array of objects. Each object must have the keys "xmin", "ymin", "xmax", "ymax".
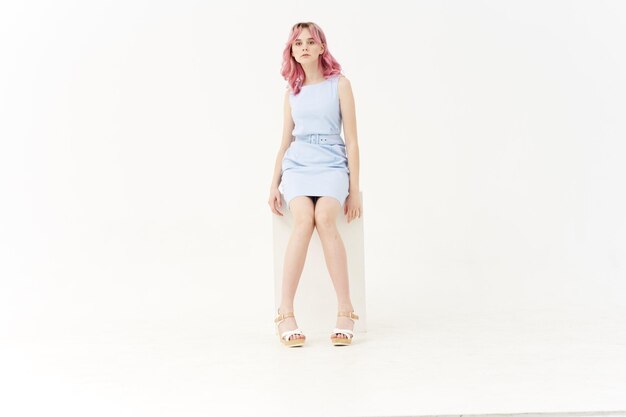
[{"xmin": 1, "ymin": 1, "xmax": 625, "ymax": 415}]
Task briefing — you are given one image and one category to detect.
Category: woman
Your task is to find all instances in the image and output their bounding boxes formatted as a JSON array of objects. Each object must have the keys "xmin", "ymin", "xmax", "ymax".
[{"xmin": 268, "ymin": 22, "xmax": 362, "ymax": 347}]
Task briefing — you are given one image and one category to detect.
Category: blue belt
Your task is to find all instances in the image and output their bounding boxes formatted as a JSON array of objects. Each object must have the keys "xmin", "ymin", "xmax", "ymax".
[{"xmin": 294, "ymin": 133, "xmax": 344, "ymax": 145}]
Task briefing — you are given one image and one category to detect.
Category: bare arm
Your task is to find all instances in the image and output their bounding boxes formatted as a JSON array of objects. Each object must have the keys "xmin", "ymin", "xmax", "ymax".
[
  {"xmin": 338, "ymin": 76, "xmax": 360, "ymax": 195},
  {"xmin": 270, "ymin": 88, "xmax": 296, "ymax": 189}
]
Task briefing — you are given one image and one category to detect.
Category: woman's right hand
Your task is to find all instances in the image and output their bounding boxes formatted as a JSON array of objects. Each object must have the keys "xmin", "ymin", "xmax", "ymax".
[{"xmin": 268, "ymin": 187, "xmax": 284, "ymax": 216}]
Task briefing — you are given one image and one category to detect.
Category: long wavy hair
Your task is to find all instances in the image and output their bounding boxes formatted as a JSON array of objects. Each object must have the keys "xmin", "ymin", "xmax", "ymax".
[{"xmin": 280, "ymin": 22, "xmax": 342, "ymax": 95}]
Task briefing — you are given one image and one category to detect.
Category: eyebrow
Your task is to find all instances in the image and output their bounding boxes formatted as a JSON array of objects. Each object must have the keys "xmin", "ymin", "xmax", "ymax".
[{"xmin": 295, "ymin": 38, "xmax": 314, "ymax": 41}]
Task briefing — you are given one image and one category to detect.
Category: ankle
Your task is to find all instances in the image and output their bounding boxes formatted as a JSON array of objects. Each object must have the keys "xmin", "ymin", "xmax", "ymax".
[
  {"xmin": 337, "ymin": 303, "xmax": 354, "ymax": 312},
  {"xmin": 278, "ymin": 306, "xmax": 294, "ymax": 314}
]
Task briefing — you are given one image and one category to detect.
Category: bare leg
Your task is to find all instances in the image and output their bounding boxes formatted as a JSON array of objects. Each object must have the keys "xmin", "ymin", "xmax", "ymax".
[
  {"xmin": 314, "ymin": 197, "xmax": 355, "ymax": 340},
  {"xmin": 278, "ymin": 196, "xmax": 316, "ymax": 341}
]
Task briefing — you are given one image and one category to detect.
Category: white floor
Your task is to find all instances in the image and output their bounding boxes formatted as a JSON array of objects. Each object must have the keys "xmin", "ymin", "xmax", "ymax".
[{"xmin": 1, "ymin": 306, "xmax": 625, "ymax": 417}]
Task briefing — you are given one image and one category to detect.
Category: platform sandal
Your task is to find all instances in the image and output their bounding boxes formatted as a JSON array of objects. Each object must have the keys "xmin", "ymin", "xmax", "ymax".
[
  {"xmin": 331, "ymin": 310, "xmax": 359, "ymax": 346},
  {"xmin": 274, "ymin": 309, "xmax": 306, "ymax": 347}
]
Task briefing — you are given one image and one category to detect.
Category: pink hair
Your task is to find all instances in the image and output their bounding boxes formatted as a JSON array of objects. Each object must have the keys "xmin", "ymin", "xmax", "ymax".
[{"xmin": 280, "ymin": 22, "xmax": 343, "ymax": 95}]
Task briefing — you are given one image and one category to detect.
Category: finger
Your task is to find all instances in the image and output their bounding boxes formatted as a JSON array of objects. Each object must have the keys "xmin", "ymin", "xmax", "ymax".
[{"xmin": 270, "ymin": 201, "xmax": 280, "ymax": 216}]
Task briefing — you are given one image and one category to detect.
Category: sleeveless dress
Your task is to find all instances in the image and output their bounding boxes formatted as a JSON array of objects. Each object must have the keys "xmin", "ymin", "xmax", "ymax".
[{"xmin": 280, "ymin": 74, "xmax": 350, "ymax": 209}]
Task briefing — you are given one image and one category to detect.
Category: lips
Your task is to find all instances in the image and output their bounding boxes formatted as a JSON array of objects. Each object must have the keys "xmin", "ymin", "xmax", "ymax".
[{"xmin": 302, "ymin": 54, "xmax": 310, "ymax": 57}]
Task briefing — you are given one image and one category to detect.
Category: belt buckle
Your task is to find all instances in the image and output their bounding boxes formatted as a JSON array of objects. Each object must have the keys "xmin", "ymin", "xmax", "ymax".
[{"xmin": 309, "ymin": 133, "xmax": 325, "ymax": 144}]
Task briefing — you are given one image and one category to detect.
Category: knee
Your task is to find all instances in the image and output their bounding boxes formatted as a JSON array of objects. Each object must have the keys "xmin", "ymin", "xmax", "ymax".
[
  {"xmin": 314, "ymin": 211, "xmax": 335, "ymax": 230},
  {"xmin": 293, "ymin": 214, "xmax": 315, "ymax": 231}
]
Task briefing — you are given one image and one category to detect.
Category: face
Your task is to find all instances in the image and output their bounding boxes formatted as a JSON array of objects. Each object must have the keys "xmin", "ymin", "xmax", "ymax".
[{"xmin": 291, "ymin": 27, "xmax": 324, "ymax": 63}]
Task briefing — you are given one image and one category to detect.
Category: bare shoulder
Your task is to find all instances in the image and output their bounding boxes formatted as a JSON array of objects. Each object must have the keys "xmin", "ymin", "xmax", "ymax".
[
  {"xmin": 338, "ymin": 75, "xmax": 354, "ymax": 104},
  {"xmin": 284, "ymin": 85, "xmax": 294, "ymax": 103},
  {"xmin": 338, "ymin": 75, "xmax": 353, "ymax": 94}
]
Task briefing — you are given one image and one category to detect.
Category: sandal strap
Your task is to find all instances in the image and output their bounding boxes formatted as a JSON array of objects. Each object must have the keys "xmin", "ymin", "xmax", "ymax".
[
  {"xmin": 331, "ymin": 328, "xmax": 354, "ymax": 338},
  {"xmin": 337, "ymin": 311, "xmax": 359, "ymax": 321},
  {"xmin": 274, "ymin": 309, "xmax": 296, "ymax": 324},
  {"xmin": 281, "ymin": 329, "xmax": 304, "ymax": 340}
]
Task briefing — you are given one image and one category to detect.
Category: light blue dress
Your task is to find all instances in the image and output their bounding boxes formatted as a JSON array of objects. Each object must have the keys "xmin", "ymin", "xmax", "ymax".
[{"xmin": 280, "ymin": 74, "xmax": 350, "ymax": 209}]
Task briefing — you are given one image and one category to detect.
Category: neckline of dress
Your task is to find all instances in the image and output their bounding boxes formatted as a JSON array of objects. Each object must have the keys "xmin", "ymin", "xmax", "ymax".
[{"xmin": 301, "ymin": 76, "xmax": 334, "ymax": 87}]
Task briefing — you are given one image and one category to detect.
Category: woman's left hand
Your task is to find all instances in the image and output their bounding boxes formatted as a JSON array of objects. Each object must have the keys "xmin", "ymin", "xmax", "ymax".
[{"xmin": 344, "ymin": 193, "xmax": 362, "ymax": 223}]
